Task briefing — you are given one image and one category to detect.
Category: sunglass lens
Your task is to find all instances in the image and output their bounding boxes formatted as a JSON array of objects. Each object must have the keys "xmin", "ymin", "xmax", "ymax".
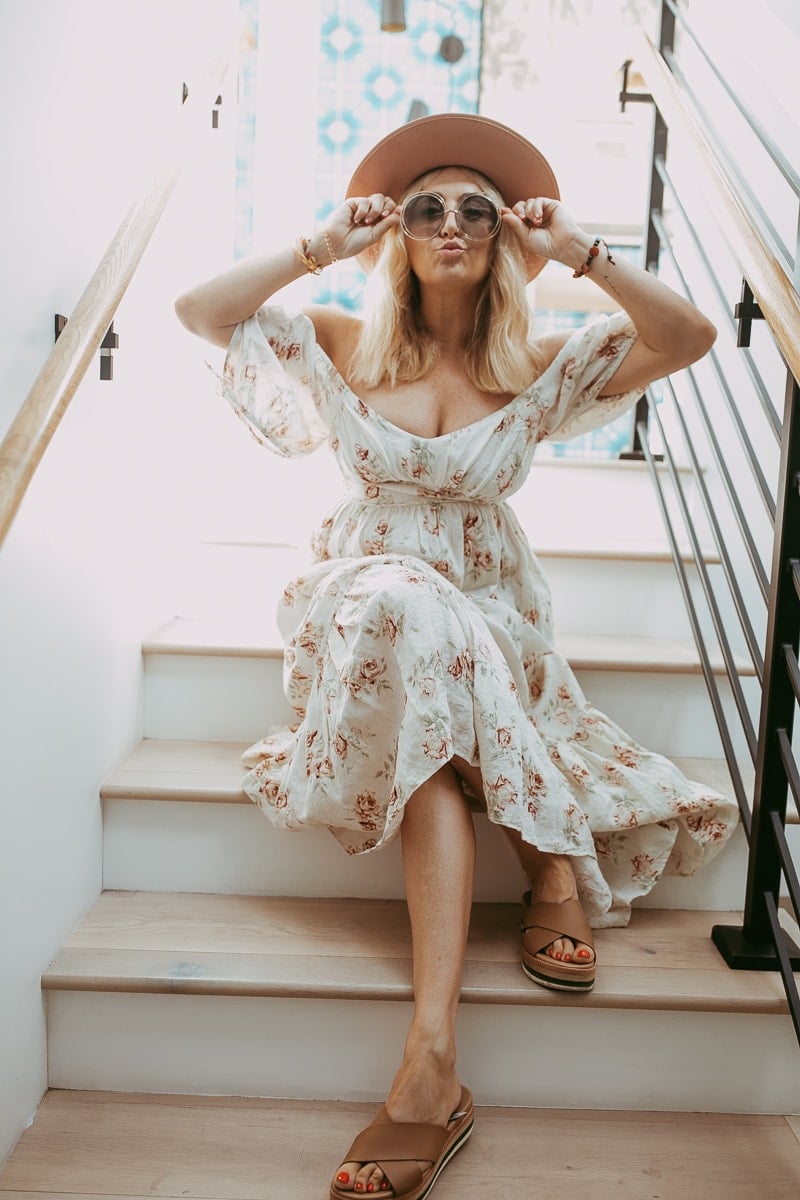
[
  {"xmin": 403, "ymin": 193, "xmax": 445, "ymax": 238},
  {"xmin": 458, "ymin": 195, "xmax": 499, "ymax": 239}
]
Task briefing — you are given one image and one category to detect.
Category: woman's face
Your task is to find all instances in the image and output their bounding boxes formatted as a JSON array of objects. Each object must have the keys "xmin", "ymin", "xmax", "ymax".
[{"xmin": 401, "ymin": 167, "xmax": 500, "ymax": 289}]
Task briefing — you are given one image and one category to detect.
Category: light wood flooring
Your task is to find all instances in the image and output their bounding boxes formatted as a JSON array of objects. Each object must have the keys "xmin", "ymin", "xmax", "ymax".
[{"xmin": 0, "ymin": 1090, "xmax": 798, "ymax": 1199}]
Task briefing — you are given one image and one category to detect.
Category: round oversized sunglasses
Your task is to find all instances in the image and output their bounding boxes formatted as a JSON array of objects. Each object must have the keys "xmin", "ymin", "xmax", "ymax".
[{"xmin": 400, "ymin": 191, "xmax": 502, "ymax": 242}]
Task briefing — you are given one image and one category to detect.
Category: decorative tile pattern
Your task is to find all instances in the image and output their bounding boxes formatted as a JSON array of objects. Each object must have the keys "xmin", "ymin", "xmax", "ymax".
[
  {"xmin": 233, "ymin": 0, "xmax": 260, "ymax": 261},
  {"xmin": 314, "ymin": 0, "xmax": 483, "ymax": 311}
]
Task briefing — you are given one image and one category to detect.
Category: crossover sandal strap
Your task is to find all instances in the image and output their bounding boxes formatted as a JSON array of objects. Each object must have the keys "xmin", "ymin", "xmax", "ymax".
[
  {"xmin": 344, "ymin": 1122, "xmax": 450, "ymax": 1194},
  {"xmin": 521, "ymin": 895, "xmax": 594, "ymax": 957}
]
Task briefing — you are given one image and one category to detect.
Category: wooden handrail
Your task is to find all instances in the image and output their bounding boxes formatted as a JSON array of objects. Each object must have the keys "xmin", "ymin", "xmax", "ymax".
[
  {"xmin": 634, "ymin": 30, "xmax": 800, "ymax": 388},
  {"xmin": 0, "ymin": 41, "xmax": 242, "ymax": 548}
]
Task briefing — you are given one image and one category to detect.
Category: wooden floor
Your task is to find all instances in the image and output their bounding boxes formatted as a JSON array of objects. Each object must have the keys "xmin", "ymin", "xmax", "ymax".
[{"xmin": 1, "ymin": 1091, "xmax": 799, "ymax": 1199}]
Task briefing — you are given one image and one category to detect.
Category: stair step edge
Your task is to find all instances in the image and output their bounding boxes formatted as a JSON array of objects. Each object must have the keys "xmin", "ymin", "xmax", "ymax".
[
  {"xmin": 100, "ymin": 741, "xmax": 752, "ymax": 806},
  {"xmin": 41, "ymin": 944, "xmax": 790, "ymax": 1015},
  {"xmin": 42, "ymin": 894, "xmax": 793, "ymax": 1017},
  {"xmin": 142, "ymin": 621, "xmax": 757, "ymax": 676}
]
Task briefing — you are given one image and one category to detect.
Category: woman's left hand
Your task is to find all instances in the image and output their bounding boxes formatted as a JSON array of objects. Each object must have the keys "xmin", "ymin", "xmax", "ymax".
[{"xmin": 501, "ymin": 198, "xmax": 585, "ymax": 268}]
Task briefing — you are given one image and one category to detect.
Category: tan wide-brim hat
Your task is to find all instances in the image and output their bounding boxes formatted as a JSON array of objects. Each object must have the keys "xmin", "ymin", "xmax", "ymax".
[
  {"xmin": 347, "ymin": 113, "xmax": 559, "ymax": 206},
  {"xmin": 346, "ymin": 113, "xmax": 560, "ymax": 281}
]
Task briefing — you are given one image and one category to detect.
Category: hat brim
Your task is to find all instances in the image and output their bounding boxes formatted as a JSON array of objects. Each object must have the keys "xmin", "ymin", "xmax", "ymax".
[{"xmin": 345, "ymin": 114, "xmax": 559, "ymax": 282}]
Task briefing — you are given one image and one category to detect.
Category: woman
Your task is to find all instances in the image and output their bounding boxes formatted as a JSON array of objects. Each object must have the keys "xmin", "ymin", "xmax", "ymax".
[{"xmin": 176, "ymin": 115, "xmax": 738, "ymax": 1200}]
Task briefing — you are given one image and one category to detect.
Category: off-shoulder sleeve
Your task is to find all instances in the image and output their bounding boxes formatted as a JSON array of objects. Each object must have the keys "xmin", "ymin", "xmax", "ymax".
[
  {"xmin": 216, "ymin": 306, "xmax": 331, "ymax": 457},
  {"xmin": 537, "ymin": 311, "xmax": 642, "ymax": 443}
]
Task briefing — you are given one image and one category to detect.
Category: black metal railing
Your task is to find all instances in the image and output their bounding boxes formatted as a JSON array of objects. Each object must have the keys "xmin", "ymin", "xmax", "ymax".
[{"xmin": 628, "ymin": 0, "xmax": 800, "ymax": 1044}]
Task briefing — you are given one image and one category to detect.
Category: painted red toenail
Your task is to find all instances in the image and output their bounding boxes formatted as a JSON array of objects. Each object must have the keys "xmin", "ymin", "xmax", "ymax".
[
  {"xmin": 577, "ymin": 950, "xmax": 591, "ymax": 959},
  {"xmin": 564, "ymin": 954, "xmax": 572, "ymax": 962},
  {"xmin": 337, "ymin": 1173, "xmax": 350, "ymax": 1184},
  {"xmin": 555, "ymin": 952, "xmax": 562, "ymax": 960},
  {"xmin": 367, "ymin": 1186, "xmax": 374, "ymax": 1193}
]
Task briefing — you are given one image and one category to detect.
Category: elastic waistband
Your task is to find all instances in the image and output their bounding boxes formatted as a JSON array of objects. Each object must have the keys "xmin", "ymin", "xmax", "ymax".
[{"xmin": 344, "ymin": 481, "xmax": 498, "ymax": 506}]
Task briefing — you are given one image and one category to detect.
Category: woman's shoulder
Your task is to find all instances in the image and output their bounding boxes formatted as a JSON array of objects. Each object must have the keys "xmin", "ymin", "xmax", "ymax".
[
  {"xmin": 528, "ymin": 328, "xmax": 574, "ymax": 377},
  {"xmin": 303, "ymin": 304, "xmax": 363, "ymax": 361}
]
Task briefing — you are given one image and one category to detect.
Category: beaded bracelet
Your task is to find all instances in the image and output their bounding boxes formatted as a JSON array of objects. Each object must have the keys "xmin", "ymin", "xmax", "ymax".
[
  {"xmin": 573, "ymin": 236, "xmax": 616, "ymax": 279},
  {"xmin": 294, "ymin": 236, "xmax": 324, "ymax": 275},
  {"xmin": 321, "ymin": 229, "xmax": 338, "ymax": 266}
]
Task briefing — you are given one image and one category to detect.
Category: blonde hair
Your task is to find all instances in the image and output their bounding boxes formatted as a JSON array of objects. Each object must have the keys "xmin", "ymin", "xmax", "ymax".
[{"xmin": 349, "ymin": 168, "xmax": 540, "ymax": 395}]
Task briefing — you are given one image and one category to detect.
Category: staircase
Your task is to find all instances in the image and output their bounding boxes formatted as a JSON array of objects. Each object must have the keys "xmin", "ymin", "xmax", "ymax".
[
  {"xmin": 1, "ymin": 457, "xmax": 799, "ymax": 1198},
  {"xmin": 30, "ymin": 459, "xmax": 799, "ymax": 1121}
]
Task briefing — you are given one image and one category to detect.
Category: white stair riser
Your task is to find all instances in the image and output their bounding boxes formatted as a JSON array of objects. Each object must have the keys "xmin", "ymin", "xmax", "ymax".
[
  {"xmin": 46, "ymin": 991, "xmax": 800, "ymax": 1114},
  {"xmin": 102, "ymin": 799, "xmax": 762, "ymax": 912},
  {"xmin": 178, "ymin": 542, "xmax": 740, "ymax": 649},
  {"xmin": 183, "ymin": 548, "xmax": 719, "ymax": 645},
  {"xmin": 195, "ymin": 462, "xmax": 702, "ymax": 555},
  {"xmin": 514, "ymin": 461, "xmax": 704, "ymax": 548},
  {"xmin": 143, "ymin": 652, "xmax": 756, "ymax": 759}
]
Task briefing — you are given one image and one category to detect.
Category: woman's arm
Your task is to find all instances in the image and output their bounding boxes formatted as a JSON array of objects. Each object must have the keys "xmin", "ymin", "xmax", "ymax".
[
  {"xmin": 174, "ymin": 196, "xmax": 400, "ymax": 348},
  {"xmin": 174, "ymin": 246, "xmax": 322, "ymax": 348},
  {"xmin": 503, "ymin": 199, "xmax": 716, "ymax": 396}
]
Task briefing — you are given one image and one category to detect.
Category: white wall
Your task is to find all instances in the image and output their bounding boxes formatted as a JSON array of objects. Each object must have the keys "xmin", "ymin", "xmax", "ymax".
[{"xmin": 0, "ymin": 0, "xmax": 238, "ymax": 1165}]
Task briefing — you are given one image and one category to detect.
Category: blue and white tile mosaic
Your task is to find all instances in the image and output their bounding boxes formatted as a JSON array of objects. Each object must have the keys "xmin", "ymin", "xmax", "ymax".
[
  {"xmin": 233, "ymin": 0, "xmax": 260, "ymax": 262},
  {"xmin": 313, "ymin": 0, "xmax": 483, "ymax": 311}
]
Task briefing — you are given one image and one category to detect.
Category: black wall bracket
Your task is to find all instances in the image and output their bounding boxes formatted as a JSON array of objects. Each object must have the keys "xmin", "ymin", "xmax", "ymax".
[
  {"xmin": 55, "ymin": 315, "xmax": 119, "ymax": 380},
  {"xmin": 181, "ymin": 81, "xmax": 223, "ymax": 128},
  {"xmin": 734, "ymin": 278, "xmax": 764, "ymax": 348},
  {"xmin": 619, "ymin": 59, "xmax": 653, "ymax": 112}
]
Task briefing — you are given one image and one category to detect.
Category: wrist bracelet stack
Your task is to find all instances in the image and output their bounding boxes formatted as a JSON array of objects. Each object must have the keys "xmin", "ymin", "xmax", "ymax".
[
  {"xmin": 573, "ymin": 236, "xmax": 616, "ymax": 279},
  {"xmin": 294, "ymin": 232, "xmax": 337, "ymax": 275},
  {"xmin": 294, "ymin": 236, "xmax": 323, "ymax": 275}
]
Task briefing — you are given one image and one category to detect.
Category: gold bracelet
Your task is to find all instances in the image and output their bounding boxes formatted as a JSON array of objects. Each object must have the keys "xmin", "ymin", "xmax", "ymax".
[
  {"xmin": 321, "ymin": 229, "xmax": 338, "ymax": 266},
  {"xmin": 294, "ymin": 236, "xmax": 323, "ymax": 275}
]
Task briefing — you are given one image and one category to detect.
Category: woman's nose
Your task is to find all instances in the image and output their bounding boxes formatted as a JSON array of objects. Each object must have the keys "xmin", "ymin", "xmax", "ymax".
[{"xmin": 439, "ymin": 207, "xmax": 460, "ymax": 237}]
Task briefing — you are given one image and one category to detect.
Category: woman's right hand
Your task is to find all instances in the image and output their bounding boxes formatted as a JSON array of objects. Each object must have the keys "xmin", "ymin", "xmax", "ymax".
[{"xmin": 316, "ymin": 195, "xmax": 401, "ymax": 263}]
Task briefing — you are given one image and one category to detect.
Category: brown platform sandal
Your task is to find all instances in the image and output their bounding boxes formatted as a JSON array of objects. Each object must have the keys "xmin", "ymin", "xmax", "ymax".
[
  {"xmin": 520, "ymin": 891, "xmax": 596, "ymax": 992},
  {"xmin": 329, "ymin": 1086, "xmax": 474, "ymax": 1200}
]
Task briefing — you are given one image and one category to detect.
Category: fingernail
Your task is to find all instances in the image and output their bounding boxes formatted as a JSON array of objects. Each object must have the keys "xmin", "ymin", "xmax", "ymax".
[{"xmin": 337, "ymin": 1172, "xmax": 350, "ymax": 1183}]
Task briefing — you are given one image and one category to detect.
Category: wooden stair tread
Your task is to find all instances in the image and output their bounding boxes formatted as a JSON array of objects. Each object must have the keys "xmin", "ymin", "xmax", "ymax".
[
  {"xmin": 43, "ymin": 892, "xmax": 796, "ymax": 1015},
  {"xmin": 2, "ymin": 1090, "xmax": 798, "ymax": 1200},
  {"xmin": 102, "ymin": 738, "xmax": 753, "ymax": 809},
  {"xmin": 205, "ymin": 536, "xmax": 722, "ymax": 563},
  {"xmin": 144, "ymin": 617, "xmax": 756, "ymax": 675}
]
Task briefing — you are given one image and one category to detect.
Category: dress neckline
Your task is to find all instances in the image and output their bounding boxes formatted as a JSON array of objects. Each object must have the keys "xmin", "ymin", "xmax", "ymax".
[{"xmin": 311, "ymin": 336, "xmax": 562, "ymax": 443}]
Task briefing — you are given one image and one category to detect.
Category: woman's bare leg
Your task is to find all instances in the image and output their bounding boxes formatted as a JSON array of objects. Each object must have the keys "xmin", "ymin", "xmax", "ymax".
[
  {"xmin": 335, "ymin": 763, "xmax": 475, "ymax": 1194},
  {"xmin": 452, "ymin": 757, "xmax": 593, "ymax": 966}
]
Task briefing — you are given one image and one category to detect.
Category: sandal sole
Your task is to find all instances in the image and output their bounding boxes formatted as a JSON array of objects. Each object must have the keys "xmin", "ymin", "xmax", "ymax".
[{"xmin": 521, "ymin": 957, "xmax": 595, "ymax": 992}]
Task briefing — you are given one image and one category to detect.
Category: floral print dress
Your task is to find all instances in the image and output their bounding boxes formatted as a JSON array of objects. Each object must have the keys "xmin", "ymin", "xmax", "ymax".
[{"xmin": 218, "ymin": 305, "xmax": 738, "ymax": 928}]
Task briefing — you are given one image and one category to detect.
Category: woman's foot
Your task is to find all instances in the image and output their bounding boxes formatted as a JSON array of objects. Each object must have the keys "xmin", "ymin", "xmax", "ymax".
[
  {"xmin": 502, "ymin": 827, "xmax": 595, "ymax": 967},
  {"xmin": 332, "ymin": 1037, "xmax": 463, "ymax": 1195},
  {"xmin": 530, "ymin": 855, "xmax": 594, "ymax": 966}
]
